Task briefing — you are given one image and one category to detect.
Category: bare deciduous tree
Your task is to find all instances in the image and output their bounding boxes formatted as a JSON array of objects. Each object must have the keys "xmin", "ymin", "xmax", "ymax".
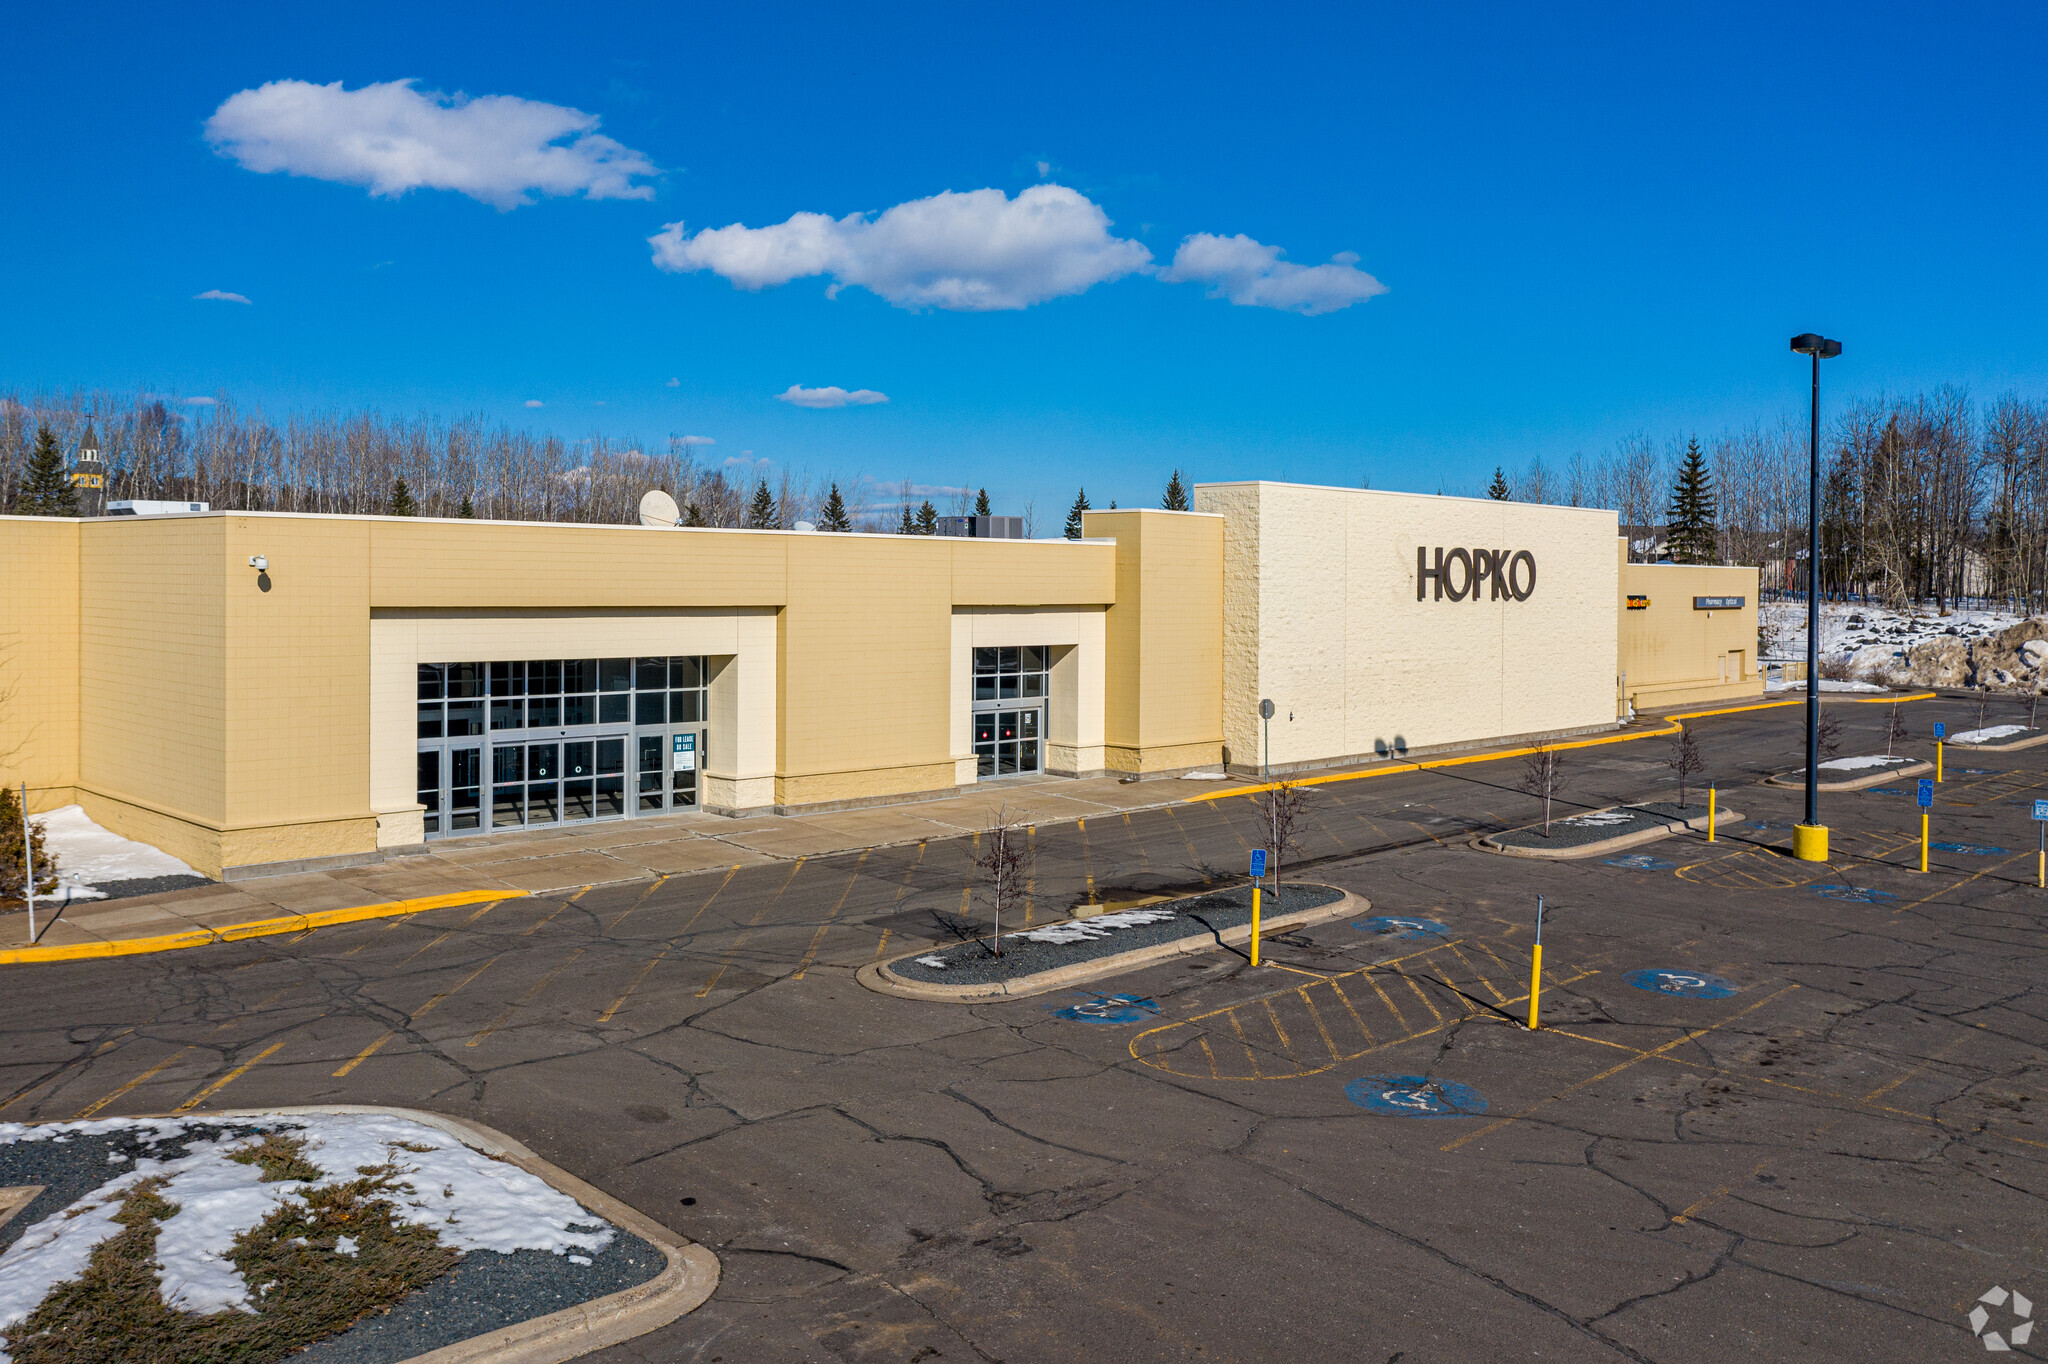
[
  {"xmin": 1257, "ymin": 781, "xmax": 1312, "ymax": 884},
  {"xmin": 1884, "ymin": 701, "xmax": 1912, "ymax": 758},
  {"xmin": 1816, "ymin": 709, "xmax": 1843, "ymax": 758},
  {"xmin": 1666, "ymin": 725, "xmax": 1707, "ymax": 807},
  {"xmin": 974, "ymin": 806, "xmax": 1031, "ymax": 957},
  {"xmin": 1520, "ymin": 745, "xmax": 1569, "ymax": 835}
]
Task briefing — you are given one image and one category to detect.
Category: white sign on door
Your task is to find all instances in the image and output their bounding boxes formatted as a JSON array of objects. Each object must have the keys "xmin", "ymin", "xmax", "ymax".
[{"xmin": 673, "ymin": 733, "xmax": 697, "ymax": 772}]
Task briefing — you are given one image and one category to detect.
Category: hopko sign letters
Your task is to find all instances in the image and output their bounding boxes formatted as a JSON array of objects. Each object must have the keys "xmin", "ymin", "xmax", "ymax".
[{"xmin": 1416, "ymin": 547, "xmax": 1537, "ymax": 602}]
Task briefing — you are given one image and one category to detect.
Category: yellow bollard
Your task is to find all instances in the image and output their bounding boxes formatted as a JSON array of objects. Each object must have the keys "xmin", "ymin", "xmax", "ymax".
[
  {"xmin": 1249, "ymin": 884, "xmax": 1261, "ymax": 966},
  {"xmin": 1937, "ymin": 741, "xmax": 1944, "ymax": 783},
  {"xmin": 1793, "ymin": 823, "xmax": 1829, "ymax": 862},
  {"xmin": 1708, "ymin": 787, "xmax": 1716, "ymax": 841},
  {"xmin": 1920, "ymin": 811, "xmax": 1929, "ymax": 873},
  {"xmin": 1527, "ymin": 942, "xmax": 1543, "ymax": 1030}
]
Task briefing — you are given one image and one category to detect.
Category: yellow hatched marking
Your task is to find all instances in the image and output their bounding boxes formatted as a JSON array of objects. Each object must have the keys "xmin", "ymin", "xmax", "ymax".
[
  {"xmin": 1260, "ymin": 997, "xmax": 1294, "ymax": 1053},
  {"xmin": 1298, "ymin": 988, "xmax": 1343, "ymax": 1064},
  {"xmin": 76, "ymin": 1048, "xmax": 196, "ymax": 1119},
  {"xmin": 873, "ymin": 929, "xmax": 891, "ymax": 960},
  {"xmin": 1363, "ymin": 970, "xmax": 1410, "ymax": 1033},
  {"xmin": 1197, "ymin": 1036, "xmax": 1221, "ymax": 1080},
  {"xmin": 175, "ymin": 1041, "xmax": 285, "ymax": 1113},
  {"xmin": 1393, "ymin": 966, "xmax": 1445, "ymax": 1025},
  {"xmin": 1446, "ymin": 945, "xmax": 1507, "ymax": 1003},
  {"xmin": 1324, "ymin": 978, "xmax": 1377, "ymax": 1045},
  {"xmin": 1226, "ymin": 1009, "xmax": 1264, "ymax": 1078}
]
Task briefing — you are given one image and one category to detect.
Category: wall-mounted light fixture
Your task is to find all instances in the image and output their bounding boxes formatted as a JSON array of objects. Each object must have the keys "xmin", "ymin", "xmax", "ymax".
[{"xmin": 248, "ymin": 555, "xmax": 268, "ymax": 571}]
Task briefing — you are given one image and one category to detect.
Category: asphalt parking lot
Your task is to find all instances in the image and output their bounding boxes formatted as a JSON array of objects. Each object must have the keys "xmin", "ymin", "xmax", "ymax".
[{"xmin": 3, "ymin": 693, "xmax": 2044, "ymax": 1362}]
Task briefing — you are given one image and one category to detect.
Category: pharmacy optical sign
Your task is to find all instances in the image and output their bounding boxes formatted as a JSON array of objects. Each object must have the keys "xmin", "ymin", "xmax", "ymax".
[{"xmin": 1416, "ymin": 547, "xmax": 1537, "ymax": 602}]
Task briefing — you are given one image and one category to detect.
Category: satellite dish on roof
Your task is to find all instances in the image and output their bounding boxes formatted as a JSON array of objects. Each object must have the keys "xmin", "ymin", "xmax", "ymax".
[{"xmin": 639, "ymin": 489, "xmax": 680, "ymax": 527}]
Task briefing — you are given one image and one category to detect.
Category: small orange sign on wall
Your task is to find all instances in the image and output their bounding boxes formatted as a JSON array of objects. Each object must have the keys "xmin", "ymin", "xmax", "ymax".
[{"xmin": 1626, "ymin": 594, "xmax": 1650, "ymax": 610}]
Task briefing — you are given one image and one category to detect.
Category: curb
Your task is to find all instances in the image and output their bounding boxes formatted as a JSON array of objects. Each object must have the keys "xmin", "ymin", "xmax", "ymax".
[
  {"xmin": 1764, "ymin": 759, "xmax": 1932, "ymax": 793},
  {"xmin": 1949, "ymin": 731, "xmax": 2048, "ymax": 754},
  {"xmin": 204, "ymin": 1105, "xmax": 719, "ymax": 1364},
  {"xmin": 857, "ymin": 887, "xmax": 1370, "ymax": 1003},
  {"xmin": 1474, "ymin": 806, "xmax": 1745, "ymax": 860},
  {"xmin": 0, "ymin": 890, "xmax": 525, "ymax": 966}
]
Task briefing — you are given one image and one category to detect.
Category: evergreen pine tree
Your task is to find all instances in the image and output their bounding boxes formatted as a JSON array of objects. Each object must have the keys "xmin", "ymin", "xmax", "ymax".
[
  {"xmin": 457, "ymin": 495, "xmax": 476, "ymax": 518},
  {"xmin": 820, "ymin": 482, "xmax": 852, "ymax": 531},
  {"xmin": 1487, "ymin": 467, "xmax": 1511, "ymax": 500},
  {"xmin": 915, "ymin": 500, "xmax": 939, "ymax": 535},
  {"xmin": 20, "ymin": 424, "xmax": 78, "ymax": 516},
  {"xmin": 747, "ymin": 480, "xmax": 778, "ymax": 529},
  {"xmin": 684, "ymin": 501, "xmax": 706, "ymax": 527},
  {"xmin": 897, "ymin": 503, "xmax": 916, "ymax": 534},
  {"xmin": 389, "ymin": 478, "xmax": 417, "ymax": 516},
  {"xmin": 0, "ymin": 785, "xmax": 58, "ymax": 900},
  {"xmin": 974, "ymin": 488, "xmax": 991, "ymax": 516},
  {"xmin": 1162, "ymin": 469, "xmax": 1190, "ymax": 510},
  {"xmin": 1665, "ymin": 437, "xmax": 1719, "ymax": 564},
  {"xmin": 1063, "ymin": 487, "xmax": 1091, "ymax": 539}
]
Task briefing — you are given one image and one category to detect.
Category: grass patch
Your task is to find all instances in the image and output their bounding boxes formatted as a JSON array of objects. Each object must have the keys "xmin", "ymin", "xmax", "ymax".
[
  {"xmin": 226, "ymin": 1132, "xmax": 322, "ymax": 1184},
  {"xmin": 3, "ymin": 1168, "xmax": 458, "ymax": 1364}
]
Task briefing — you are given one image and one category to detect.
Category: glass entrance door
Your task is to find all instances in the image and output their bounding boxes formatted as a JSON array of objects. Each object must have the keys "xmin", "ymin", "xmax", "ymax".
[
  {"xmin": 489, "ymin": 737, "xmax": 626, "ymax": 828},
  {"xmin": 637, "ymin": 727, "xmax": 706, "ymax": 812},
  {"xmin": 972, "ymin": 708, "xmax": 1041, "ymax": 776}
]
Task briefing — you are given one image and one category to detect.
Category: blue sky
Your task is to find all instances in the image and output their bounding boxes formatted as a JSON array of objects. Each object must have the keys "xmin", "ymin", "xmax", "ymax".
[{"xmin": 3, "ymin": 2, "xmax": 2044, "ymax": 514}]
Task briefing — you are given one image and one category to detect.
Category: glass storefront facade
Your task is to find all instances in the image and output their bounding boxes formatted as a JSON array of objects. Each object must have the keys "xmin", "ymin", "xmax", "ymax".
[
  {"xmin": 972, "ymin": 647, "xmax": 1047, "ymax": 776},
  {"xmin": 416, "ymin": 656, "xmax": 708, "ymax": 837}
]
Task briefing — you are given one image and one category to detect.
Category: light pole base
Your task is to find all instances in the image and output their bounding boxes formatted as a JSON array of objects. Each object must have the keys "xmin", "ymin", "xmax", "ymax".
[{"xmin": 1793, "ymin": 824, "xmax": 1829, "ymax": 863}]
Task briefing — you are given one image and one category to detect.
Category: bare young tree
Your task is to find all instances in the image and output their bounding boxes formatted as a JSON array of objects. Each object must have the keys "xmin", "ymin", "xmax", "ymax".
[
  {"xmin": 974, "ymin": 806, "xmax": 1032, "ymax": 957},
  {"xmin": 1257, "ymin": 781, "xmax": 1312, "ymax": 884},
  {"xmin": 1816, "ymin": 709, "xmax": 1843, "ymax": 759},
  {"xmin": 1666, "ymin": 725, "xmax": 1707, "ymax": 807},
  {"xmin": 1884, "ymin": 701, "xmax": 1912, "ymax": 758},
  {"xmin": 1520, "ymin": 745, "xmax": 1569, "ymax": 835}
]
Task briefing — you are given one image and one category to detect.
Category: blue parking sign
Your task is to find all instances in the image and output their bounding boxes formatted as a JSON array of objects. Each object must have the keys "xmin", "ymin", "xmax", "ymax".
[
  {"xmin": 2033, "ymin": 800, "xmax": 2048, "ymax": 822},
  {"xmin": 1250, "ymin": 848, "xmax": 1268, "ymax": 878},
  {"xmin": 1917, "ymin": 778, "xmax": 1934, "ymax": 809},
  {"xmin": 1933, "ymin": 722, "xmax": 1946, "ymax": 740}
]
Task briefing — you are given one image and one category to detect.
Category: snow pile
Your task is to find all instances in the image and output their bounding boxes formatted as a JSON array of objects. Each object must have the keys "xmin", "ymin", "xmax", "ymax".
[
  {"xmin": 1561, "ymin": 811, "xmax": 1635, "ymax": 828},
  {"xmin": 31, "ymin": 805, "xmax": 201, "ymax": 891},
  {"xmin": 1019, "ymin": 908, "xmax": 1177, "ymax": 945},
  {"xmin": 914, "ymin": 955, "xmax": 948, "ymax": 968},
  {"xmin": 0, "ymin": 1113, "xmax": 613, "ymax": 1342},
  {"xmin": 1951, "ymin": 724, "xmax": 2033, "ymax": 744},
  {"xmin": 1764, "ymin": 603, "xmax": 2048, "ymax": 690},
  {"xmin": 1765, "ymin": 677, "xmax": 1886, "ymax": 694},
  {"xmin": 1818, "ymin": 755, "xmax": 1911, "ymax": 772}
]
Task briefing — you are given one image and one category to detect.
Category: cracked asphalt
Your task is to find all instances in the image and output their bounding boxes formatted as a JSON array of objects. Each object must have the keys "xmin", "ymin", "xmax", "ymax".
[{"xmin": 3, "ymin": 694, "xmax": 2045, "ymax": 1362}]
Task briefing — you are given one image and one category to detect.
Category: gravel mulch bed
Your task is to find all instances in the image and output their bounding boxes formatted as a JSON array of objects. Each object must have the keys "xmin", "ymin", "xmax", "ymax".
[
  {"xmin": 889, "ymin": 883, "xmax": 1343, "ymax": 986},
  {"xmin": 0, "ymin": 1121, "xmax": 662, "ymax": 1364},
  {"xmin": 1491, "ymin": 802, "xmax": 1706, "ymax": 851}
]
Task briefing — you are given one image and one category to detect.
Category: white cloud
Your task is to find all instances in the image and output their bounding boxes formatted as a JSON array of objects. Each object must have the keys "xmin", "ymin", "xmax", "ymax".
[
  {"xmin": 1159, "ymin": 233, "xmax": 1386, "ymax": 315},
  {"xmin": 205, "ymin": 79, "xmax": 658, "ymax": 210},
  {"xmin": 775, "ymin": 384, "xmax": 889, "ymax": 409},
  {"xmin": 524, "ymin": 399, "xmax": 544, "ymax": 408},
  {"xmin": 193, "ymin": 289, "xmax": 251, "ymax": 304},
  {"xmin": 184, "ymin": 396, "xmax": 217, "ymax": 406},
  {"xmin": 665, "ymin": 377, "xmax": 680, "ymax": 387},
  {"xmin": 676, "ymin": 434, "xmax": 714, "ymax": 446},
  {"xmin": 649, "ymin": 184, "xmax": 1151, "ymax": 311}
]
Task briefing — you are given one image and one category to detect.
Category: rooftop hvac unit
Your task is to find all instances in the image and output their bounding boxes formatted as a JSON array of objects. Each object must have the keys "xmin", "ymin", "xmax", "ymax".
[
  {"xmin": 108, "ymin": 501, "xmax": 209, "ymax": 515},
  {"xmin": 935, "ymin": 515, "xmax": 1024, "ymax": 539}
]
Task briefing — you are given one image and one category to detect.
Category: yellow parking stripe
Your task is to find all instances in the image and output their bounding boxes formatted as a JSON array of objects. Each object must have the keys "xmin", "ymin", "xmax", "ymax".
[
  {"xmin": 75, "ymin": 1047, "xmax": 196, "ymax": 1119},
  {"xmin": 175, "ymin": 1041, "xmax": 286, "ymax": 1113}
]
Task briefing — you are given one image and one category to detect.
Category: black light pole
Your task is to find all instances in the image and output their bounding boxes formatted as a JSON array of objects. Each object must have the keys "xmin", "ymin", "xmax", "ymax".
[{"xmin": 1790, "ymin": 333, "xmax": 1842, "ymax": 860}]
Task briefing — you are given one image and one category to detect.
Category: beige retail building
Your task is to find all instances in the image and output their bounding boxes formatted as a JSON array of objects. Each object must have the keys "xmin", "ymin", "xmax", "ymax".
[{"xmin": 0, "ymin": 482, "xmax": 1757, "ymax": 880}]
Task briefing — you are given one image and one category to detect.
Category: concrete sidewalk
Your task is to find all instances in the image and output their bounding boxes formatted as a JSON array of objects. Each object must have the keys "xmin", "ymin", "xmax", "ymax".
[{"xmin": 0, "ymin": 770, "xmax": 1245, "ymax": 955}]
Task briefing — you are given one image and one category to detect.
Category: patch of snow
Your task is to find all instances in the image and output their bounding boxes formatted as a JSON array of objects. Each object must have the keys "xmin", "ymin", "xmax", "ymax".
[
  {"xmin": 914, "ymin": 955, "xmax": 948, "ymax": 968},
  {"xmin": 332, "ymin": 1235, "xmax": 358, "ymax": 1257},
  {"xmin": 0, "ymin": 1113, "xmax": 615, "ymax": 1348},
  {"xmin": 1767, "ymin": 603, "xmax": 2028, "ymax": 673},
  {"xmin": 1562, "ymin": 811, "xmax": 1636, "ymax": 827},
  {"xmin": 1175, "ymin": 769, "xmax": 1229, "ymax": 780},
  {"xmin": 568, "ymin": 1253, "xmax": 592, "ymax": 1265},
  {"xmin": 1017, "ymin": 908, "xmax": 1176, "ymax": 946},
  {"xmin": 1951, "ymin": 724, "xmax": 2032, "ymax": 744},
  {"xmin": 1766, "ymin": 678, "xmax": 1886, "ymax": 694},
  {"xmin": 1818, "ymin": 755, "xmax": 1910, "ymax": 771},
  {"xmin": 30, "ymin": 805, "xmax": 200, "ymax": 887}
]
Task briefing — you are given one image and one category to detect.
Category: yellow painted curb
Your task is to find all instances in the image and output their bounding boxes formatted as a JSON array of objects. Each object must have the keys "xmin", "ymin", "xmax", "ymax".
[
  {"xmin": 0, "ymin": 889, "xmax": 525, "ymax": 965},
  {"xmin": 1191, "ymin": 691, "xmax": 1940, "ymax": 802}
]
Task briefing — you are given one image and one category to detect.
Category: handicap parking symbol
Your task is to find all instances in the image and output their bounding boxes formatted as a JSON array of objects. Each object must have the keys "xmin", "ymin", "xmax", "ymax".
[
  {"xmin": 1811, "ymin": 884, "xmax": 1898, "ymax": 904},
  {"xmin": 1931, "ymin": 842, "xmax": 2006, "ymax": 856},
  {"xmin": 1604, "ymin": 854, "xmax": 1676, "ymax": 871},
  {"xmin": 1344, "ymin": 1074, "xmax": 1488, "ymax": 1118},
  {"xmin": 1354, "ymin": 916, "xmax": 1452, "ymax": 941},
  {"xmin": 1624, "ymin": 969, "xmax": 1740, "ymax": 1000},
  {"xmin": 1868, "ymin": 788, "xmax": 1906, "ymax": 797},
  {"xmin": 1047, "ymin": 992, "xmax": 1161, "ymax": 1025}
]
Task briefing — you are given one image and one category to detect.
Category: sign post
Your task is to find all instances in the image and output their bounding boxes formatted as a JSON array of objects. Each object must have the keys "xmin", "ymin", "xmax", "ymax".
[
  {"xmin": 19, "ymin": 782, "xmax": 34, "ymax": 946},
  {"xmin": 1258, "ymin": 699, "xmax": 1275, "ymax": 778},
  {"xmin": 2033, "ymin": 800, "xmax": 2048, "ymax": 889},
  {"xmin": 1527, "ymin": 896, "xmax": 1544, "ymax": 1031},
  {"xmin": 1917, "ymin": 778, "xmax": 1935, "ymax": 872},
  {"xmin": 1248, "ymin": 848, "xmax": 1267, "ymax": 966},
  {"xmin": 1933, "ymin": 722, "xmax": 1945, "ymax": 782}
]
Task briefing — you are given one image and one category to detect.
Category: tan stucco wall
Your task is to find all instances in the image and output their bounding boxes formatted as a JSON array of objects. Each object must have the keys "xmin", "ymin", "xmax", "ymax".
[
  {"xmin": 0, "ymin": 517, "xmax": 81, "ymax": 813},
  {"xmin": 1196, "ymin": 482, "xmax": 1621, "ymax": 772},
  {"xmin": 950, "ymin": 608, "xmax": 1108, "ymax": 781},
  {"xmin": 1084, "ymin": 509, "xmax": 1225, "ymax": 774},
  {"xmin": 1618, "ymin": 545, "xmax": 1763, "ymax": 710}
]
